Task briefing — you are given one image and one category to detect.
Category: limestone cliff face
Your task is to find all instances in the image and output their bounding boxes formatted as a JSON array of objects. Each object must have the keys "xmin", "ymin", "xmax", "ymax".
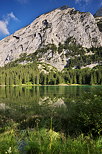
[
  {"xmin": 0, "ymin": 6, "xmax": 102, "ymax": 67},
  {"xmin": 95, "ymin": 16, "xmax": 102, "ymax": 32},
  {"xmin": 94, "ymin": 7, "xmax": 102, "ymax": 32}
]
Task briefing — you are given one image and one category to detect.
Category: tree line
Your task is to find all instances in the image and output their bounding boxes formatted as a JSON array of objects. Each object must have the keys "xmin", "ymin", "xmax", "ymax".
[{"xmin": 0, "ymin": 63, "xmax": 102, "ymax": 85}]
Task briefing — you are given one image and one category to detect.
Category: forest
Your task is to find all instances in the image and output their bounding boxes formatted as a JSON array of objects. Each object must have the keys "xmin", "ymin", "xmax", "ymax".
[
  {"xmin": 0, "ymin": 62, "xmax": 102, "ymax": 85},
  {"xmin": 0, "ymin": 40, "xmax": 102, "ymax": 86},
  {"xmin": 0, "ymin": 42, "xmax": 102, "ymax": 153}
]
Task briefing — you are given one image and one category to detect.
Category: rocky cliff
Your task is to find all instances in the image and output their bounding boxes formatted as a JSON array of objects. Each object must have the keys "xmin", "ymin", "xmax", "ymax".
[
  {"xmin": 94, "ymin": 7, "xmax": 102, "ymax": 32},
  {"xmin": 95, "ymin": 16, "xmax": 102, "ymax": 32},
  {"xmin": 0, "ymin": 6, "xmax": 102, "ymax": 69}
]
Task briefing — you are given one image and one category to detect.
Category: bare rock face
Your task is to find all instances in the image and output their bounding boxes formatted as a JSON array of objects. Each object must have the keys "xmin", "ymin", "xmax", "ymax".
[
  {"xmin": 95, "ymin": 16, "xmax": 102, "ymax": 32},
  {"xmin": 0, "ymin": 6, "xmax": 102, "ymax": 67},
  {"xmin": 94, "ymin": 7, "xmax": 102, "ymax": 32}
]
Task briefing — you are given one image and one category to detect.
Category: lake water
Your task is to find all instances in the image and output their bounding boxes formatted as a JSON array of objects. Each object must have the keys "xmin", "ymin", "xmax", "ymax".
[{"xmin": 0, "ymin": 86, "xmax": 102, "ymax": 136}]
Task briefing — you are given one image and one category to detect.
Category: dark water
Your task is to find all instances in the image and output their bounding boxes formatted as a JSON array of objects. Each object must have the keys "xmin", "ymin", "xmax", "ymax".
[
  {"xmin": 0, "ymin": 86, "xmax": 102, "ymax": 136},
  {"xmin": 0, "ymin": 85, "xmax": 101, "ymax": 103}
]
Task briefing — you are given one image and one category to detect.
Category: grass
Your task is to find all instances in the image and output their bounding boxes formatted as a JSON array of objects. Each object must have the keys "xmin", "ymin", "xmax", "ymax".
[{"xmin": 0, "ymin": 127, "xmax": 102, "ymax": 154}]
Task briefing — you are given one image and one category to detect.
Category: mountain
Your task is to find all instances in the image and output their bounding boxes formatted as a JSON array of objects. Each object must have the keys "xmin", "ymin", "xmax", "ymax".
[
  {"xmin": 94, "ymin": 7, "xmax": 102, "ymax": 32},
  {"xmin": 0, "ymin": 6, "xmax": 102, "ymax": 70},
  {"xmin": 94, "ymin": 7, "xmax": 102, "ymax": 17}
]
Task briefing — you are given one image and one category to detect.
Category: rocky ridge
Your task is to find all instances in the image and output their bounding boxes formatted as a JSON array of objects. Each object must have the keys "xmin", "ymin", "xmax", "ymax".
[
  {"xmin": 95, "ymin": 16, "xmax": 102, "ymax": 32},
  {"xmin": 94, "ymin": 7, "xmax": 102, "ymax": 17},
  {"xmin": 0, "ymin": 6, "xmax": 102, "ymax": 70},
  {"xmin": 94, "ymin": 7, "xmax": 102, "ymax": 32}
]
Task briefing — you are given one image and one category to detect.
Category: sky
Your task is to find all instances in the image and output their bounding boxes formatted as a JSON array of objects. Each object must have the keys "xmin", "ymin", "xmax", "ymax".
[{"xmin": 0, "ymin": 0, "xmax": 102, "ymax": 40}]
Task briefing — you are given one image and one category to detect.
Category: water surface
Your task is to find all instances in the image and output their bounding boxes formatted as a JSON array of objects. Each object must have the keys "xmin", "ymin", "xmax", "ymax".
[{"xmin": 0, "ymin": 86, "xmax": 102, "ymax": 135}]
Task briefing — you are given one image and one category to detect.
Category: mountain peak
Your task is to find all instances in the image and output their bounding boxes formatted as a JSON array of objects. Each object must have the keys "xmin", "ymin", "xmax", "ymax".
[
  {"xmin": 59, "ymin": 5, "xmax": 70, "ymax": 10},
  {"xmin": 94, "ymin": 7, "xmax": 102, "ymax": 17},
  {"xmin": 0, "ymin": 6, "xmax": 102, "ymax": 68}
]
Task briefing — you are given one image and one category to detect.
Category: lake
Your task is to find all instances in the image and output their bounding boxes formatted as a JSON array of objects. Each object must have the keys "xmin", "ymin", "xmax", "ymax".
[{"xmin": 0, "ymin": 85, "xmax": 102, "ymax": 136}]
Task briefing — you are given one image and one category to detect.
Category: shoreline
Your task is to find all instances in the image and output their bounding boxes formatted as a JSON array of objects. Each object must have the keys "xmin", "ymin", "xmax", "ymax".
[{"xmin": 0, "ymin": 84, "xmax": 102, "ymax": 87}]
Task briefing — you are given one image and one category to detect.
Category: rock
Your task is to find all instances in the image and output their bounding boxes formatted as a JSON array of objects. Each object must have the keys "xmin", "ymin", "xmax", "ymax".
[
  {"xmin": 0, "ymin": 6, "xmax": 102, "ymax": 68},
  {"xmin": 95, "ymin": 16, "xmax": 102, "ymax": 32},
  {"xmin": 94, "ymin": 7, "xmax": 102, "ymax": 32},
  {"xmin": 0, "ymin": 103, "xmax": 9, "ymax": 110},
  {"xmin": 94, "ymin": 7, "xmax": 102, "ymax": 17}
]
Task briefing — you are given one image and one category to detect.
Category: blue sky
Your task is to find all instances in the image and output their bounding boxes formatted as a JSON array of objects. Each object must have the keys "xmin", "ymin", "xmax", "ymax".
[{"xmin": 0, "ymin": 0, "xmax": 102, "ymax": 40}]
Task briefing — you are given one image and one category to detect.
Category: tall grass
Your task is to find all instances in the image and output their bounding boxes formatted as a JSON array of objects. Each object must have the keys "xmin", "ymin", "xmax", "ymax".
[{"xmin": 0, "ymin": 127, "xmax": 102, "ymax": 154}]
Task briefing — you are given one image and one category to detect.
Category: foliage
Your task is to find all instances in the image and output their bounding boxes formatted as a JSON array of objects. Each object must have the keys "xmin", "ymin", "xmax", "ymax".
[
  {"xmin": 0, "ymin": 38, "xmax": 102, "ymax": 86},
  {"xmin": 0, "ymin": 86, "xmax": 102, "ymax": 153},
  {"xmin": 0, "ymin": 127, "xmax": 102, "ymax": 154},
  {"xmin": 0, "ymin": 62, "xmax": 102, "ymax": 85},
  {"xmin": 0, "ymin": 129, "xmax": 19, "ymax": 154},
  {"xmin": 0, "ymin": 86, "xmax": 102, "ymax": 137},
  {"xmin": 0, "ymin": 37, "xmax": 102, "ymax": 153}
]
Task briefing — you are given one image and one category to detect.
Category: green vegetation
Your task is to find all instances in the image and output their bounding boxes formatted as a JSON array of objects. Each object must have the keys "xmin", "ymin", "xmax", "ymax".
[
  {"xmin": 0, "ymin": 86, "xmax": 102, "ymax": 153},
  {"xmin": 68, "ymin": 47, "xmax": 102, "ymax": 68},
  {"xmin": 0, "ymin": 39, "xmax": 101, "ymax": 86},
  {"xmin": 0, "ymin": 38, "xmax": 102, "ymax": 153},
  {"xmin": 0, "ymin": 41, "xmax": 102, "ymax": 87},
  {"xmin": 0, "ymin": 128, "xmax": 102, "ymax": 154},
  {"xmin": 58, "ymin": 39, "xmax": 102, "ymax": 68},
  {"xmin": 0, "ymin": 62, "xmax": 102, "ymax": 85},
  {"xmin": 0, "ymin": 40, "xmax": 101, "ymax": 87},
  {"xmin": 4, "ymin": 41, "xmax": 102, "ymax": 70},
  {"xmin": 0, "ymin": 86, "xmax": 102, "ymax": 136},
  {"xmin": 13, "ymin": 43, "xmax": 57, "ymax": 64},
  {"xmin": 63, "ymin": 66, "xmax": 102, "ymax": 85}
]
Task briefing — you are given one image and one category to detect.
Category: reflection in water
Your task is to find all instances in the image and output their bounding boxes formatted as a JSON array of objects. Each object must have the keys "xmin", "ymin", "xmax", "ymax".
[
  {"xmin": 0, "ymin": 85, "xmax": 100, "ymax": 103},
  {"xmin": 0, "ymin": 103, "xmax": 6, "ymax": 110},
  {"xmin": 39, "ymin": 97, "xmax": 65, "ymax": 107},
  {"xmin": 0, "ymin": 85, "xmax": 102, "ymax": 136},
  {"xmin": 0, "ymin": 85, "xmax": 101, "ymax": 111}
]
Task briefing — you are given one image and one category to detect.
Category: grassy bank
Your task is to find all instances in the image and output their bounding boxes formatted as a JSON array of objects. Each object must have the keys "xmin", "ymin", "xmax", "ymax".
[
  {"xmin": 0, "ymin": 127, "xmax": 102, "ymax": 154},
  {"xmin": 0, "ymin": 84, "xmax": 101, "ymax": 87}
]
